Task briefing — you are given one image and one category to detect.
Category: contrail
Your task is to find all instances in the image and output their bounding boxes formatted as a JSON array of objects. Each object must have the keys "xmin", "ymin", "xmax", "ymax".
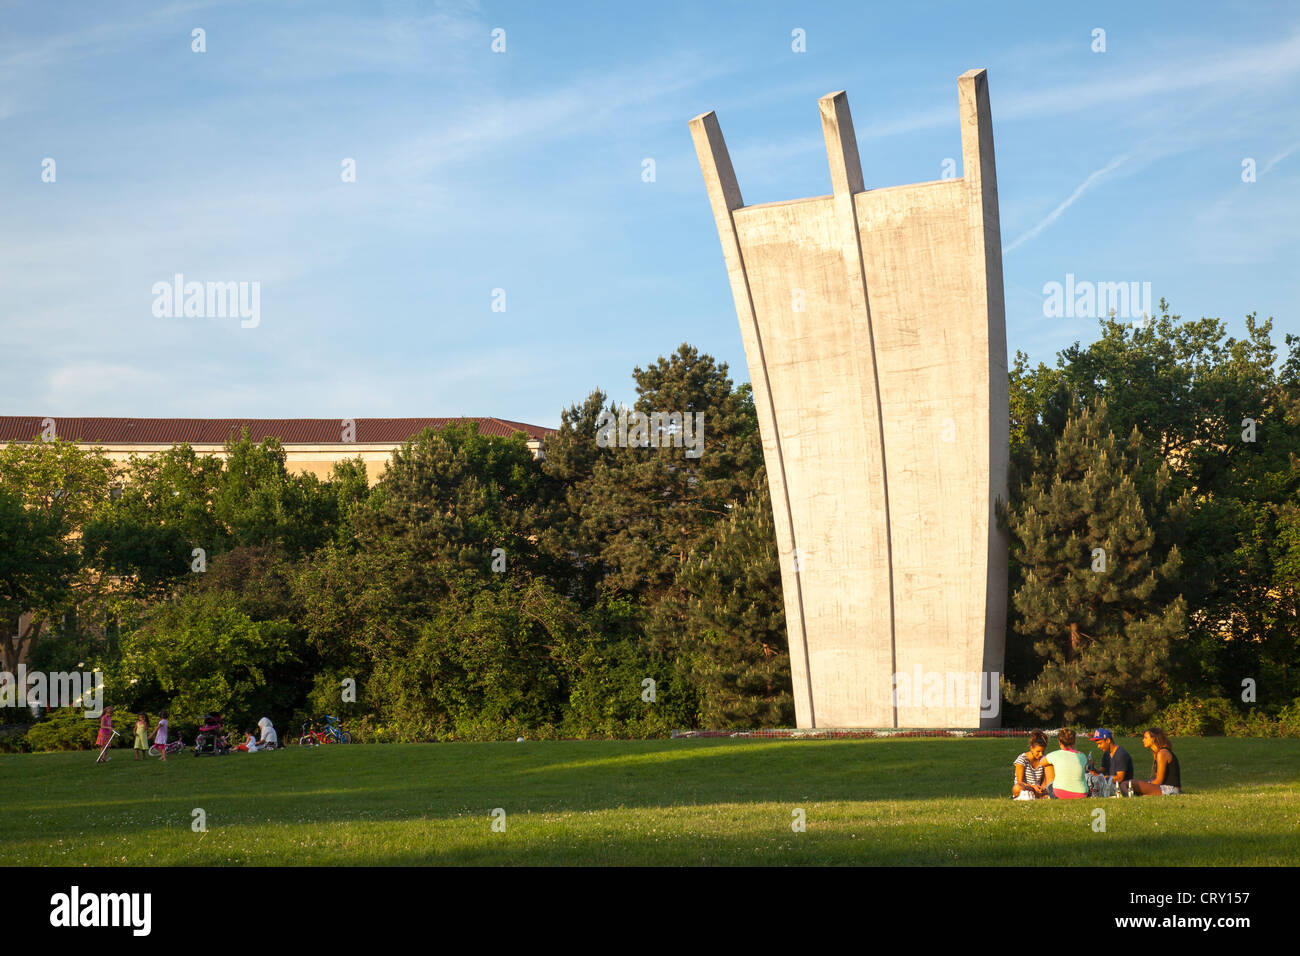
[
  {"xmin": 1004, "ymin": 153, "xmax": 1131, "ymax": 254},
  {"xmin": 1261, "ymin": 142, "xmax": 1300, "ymax": 175}
]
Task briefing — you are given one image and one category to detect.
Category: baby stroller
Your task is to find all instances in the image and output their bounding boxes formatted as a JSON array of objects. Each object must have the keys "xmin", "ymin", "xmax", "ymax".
[{"xmin": 194, "ymin": 713, "xmax": 231, "ymax": 756}]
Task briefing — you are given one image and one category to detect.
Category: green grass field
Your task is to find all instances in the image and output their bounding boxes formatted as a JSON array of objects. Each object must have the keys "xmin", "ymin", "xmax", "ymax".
[{"xmin": 4, "ymin": 737, "xmax": 1299, "ymax": 865}]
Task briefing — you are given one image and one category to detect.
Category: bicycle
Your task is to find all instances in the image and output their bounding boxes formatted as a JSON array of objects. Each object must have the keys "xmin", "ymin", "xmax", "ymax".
[
  {"xmin": 299, "ymin": 716, "xmax": 352, "ymax": 745},
  {"xmin": 148, "ymin": 735, "xmax": 185, "ymax": 757},
  {"xmin": 320, "ymin": 715, "xmax": 352, "ymax": 744},
  {"xmin": 298, "ymin": 721, "xmax": 325, "ymax": 747}
]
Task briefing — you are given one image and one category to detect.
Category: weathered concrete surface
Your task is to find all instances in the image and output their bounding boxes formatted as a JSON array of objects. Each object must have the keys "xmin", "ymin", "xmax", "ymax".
[{"xmin": 690, "ymin": 70, "xmax": 1009, "ymax": 728}]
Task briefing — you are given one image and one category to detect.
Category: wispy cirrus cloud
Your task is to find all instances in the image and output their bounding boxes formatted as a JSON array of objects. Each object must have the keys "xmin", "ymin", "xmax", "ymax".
[{"xmin": 3, "ymin": 2, "xmax": 1296, "ymax": 424}]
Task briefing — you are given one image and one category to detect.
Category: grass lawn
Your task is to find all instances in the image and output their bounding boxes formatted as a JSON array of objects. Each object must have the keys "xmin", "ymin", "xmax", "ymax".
[{"xmin": 3, "ymin": 737, "xmax": 1299, "ymax": 865}]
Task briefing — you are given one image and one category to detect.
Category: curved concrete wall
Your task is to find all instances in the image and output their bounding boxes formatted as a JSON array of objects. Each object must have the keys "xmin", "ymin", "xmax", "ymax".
[{"xmin": 690, "ymin": 70, "xmax": 1009, "ymax": 728}]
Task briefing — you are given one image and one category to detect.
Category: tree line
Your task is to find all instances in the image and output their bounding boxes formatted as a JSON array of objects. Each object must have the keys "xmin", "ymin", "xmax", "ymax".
[{"xmin": 2, "ymin": 302, "xmax": 1298, "ymax": 743}]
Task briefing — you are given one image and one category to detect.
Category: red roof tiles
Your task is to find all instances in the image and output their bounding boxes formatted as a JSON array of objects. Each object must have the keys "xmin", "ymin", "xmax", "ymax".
[{"xmin": 0, "ymin": 416, "xmax": 555, "ymax": 445}]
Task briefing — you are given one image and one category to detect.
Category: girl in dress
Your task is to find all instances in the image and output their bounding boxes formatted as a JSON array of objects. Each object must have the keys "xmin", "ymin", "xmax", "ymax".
[
  {"xmin": 133, "ymin": 713, "xmax": 149, "ymax": 759},
  {"xmin": 153, "ymin": 711, "xmax": 170, "ymax": 762},
  {"xmin": 94, "ymin": 706, "xmax": 115, "ymax": 763}
]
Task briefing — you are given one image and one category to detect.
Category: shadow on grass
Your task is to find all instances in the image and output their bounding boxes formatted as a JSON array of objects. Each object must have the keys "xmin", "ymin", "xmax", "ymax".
[
  {"xmin": 363, "ymin": 828, "xmax": 1300, "ymax": 866},
  {"xmin": 3, "ymin": 738, "xmax": 1298, "ymax": 845}
]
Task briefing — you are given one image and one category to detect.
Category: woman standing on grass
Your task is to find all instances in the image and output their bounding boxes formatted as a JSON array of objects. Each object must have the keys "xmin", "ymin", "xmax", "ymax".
[
  {"xmin": 1012, "ymin": 730, "xmax": 1050, "ymax": 799},
  {"xmin": 1042, "ymin": 727, "xmax": 1089, "ymax": 798},
  {"xmin": 1132, "ymin": 728, "xmax": 1182, "ymax": 795}
]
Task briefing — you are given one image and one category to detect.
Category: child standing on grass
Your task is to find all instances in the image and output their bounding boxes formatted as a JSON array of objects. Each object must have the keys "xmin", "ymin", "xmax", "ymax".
[
  {"xmin": 133, "ymin": 713, "xmax": 148, "ymax": 760},
  {"xmin": 94, "ymin": 706, "xmax": 115, "ymax": 763},
  {"xmin": 153, "ymin": 711, "xmax": 170, "ymax": 762}
]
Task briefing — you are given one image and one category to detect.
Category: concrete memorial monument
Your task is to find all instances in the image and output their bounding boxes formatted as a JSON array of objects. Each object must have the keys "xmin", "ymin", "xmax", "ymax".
[{"xmin": 690, "ymin": 69, "xmax": 1009, "ymax": 728}]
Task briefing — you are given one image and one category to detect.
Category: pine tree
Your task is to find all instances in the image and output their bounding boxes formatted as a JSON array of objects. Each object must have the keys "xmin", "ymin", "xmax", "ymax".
[
  {"xmin": 536, "ymin": 389, "xmax": 616, "ymax": 603},
  {"xmin": 1007, "ymin": 397, "xmax": 1187, "ymax": 724},
  {"xmin": 672, "ymin": 477, "xmax": 792, "ymax": 727},
  {"xmin": 572, "ymin": 344, "xmax": 764, "ymax": 625}
]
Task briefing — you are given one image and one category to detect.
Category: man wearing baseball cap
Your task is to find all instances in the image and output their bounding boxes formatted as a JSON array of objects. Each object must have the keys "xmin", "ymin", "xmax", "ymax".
[{"xmin": 1088, "ymin": 728, "xmax": 1134, "ymax": 796}]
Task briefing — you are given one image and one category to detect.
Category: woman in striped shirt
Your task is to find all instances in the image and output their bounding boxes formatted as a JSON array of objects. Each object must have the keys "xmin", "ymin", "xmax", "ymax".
[{"xmin": 1012, "ymin": 730, "xmax": 1049, "ymax": 799}]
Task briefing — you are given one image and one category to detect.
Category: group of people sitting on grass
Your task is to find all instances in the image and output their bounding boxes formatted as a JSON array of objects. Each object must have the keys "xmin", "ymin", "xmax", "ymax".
[
  {"xmin": 1012, "ymin": 727, "xmax": 1182, "ymax": 799},
  {"xmin": 237, "ymin": 717, "xmax": 280, "ymax": 752}
]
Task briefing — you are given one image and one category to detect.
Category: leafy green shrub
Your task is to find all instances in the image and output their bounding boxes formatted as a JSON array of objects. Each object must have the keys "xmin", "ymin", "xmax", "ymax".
[
  {"xmin": 24, "ymin": 708, "xmax": 141, "ymax": 752},
  {"xmin": 305, "ymin": 670, "xmax": 364, "ymax": 724},
  {"xmin": 1275, "ymin": 699, "xmax": 1300, "ymax": 737},
  {"xmin": 1152, "ymin": 695, "xmax": 1300, "ymax": 738},
  {"xmin": 1153, "ymin": 696, "xmax": 1221, "ymax": 736},
  {"xmin": 562, "ymin": 639, "xmax": 690, "ymax": 738},
  {"xmin": 360, "ymin": 580, "xmax": 577, "ymax": 739},
  {"xmin": 1224, "ymin": 707, "xmax": 1278, "ymax": 738},
  {"xmin": 444, "ymin": 715, "xmax": 562, "ymax": 742},
  {"xmin": 119, "ymin": 591, "xmax": 301, "ymax": 730},
  {"xmin": 0, "ymin": 723, "xmax": 32, "ymax": 753}
]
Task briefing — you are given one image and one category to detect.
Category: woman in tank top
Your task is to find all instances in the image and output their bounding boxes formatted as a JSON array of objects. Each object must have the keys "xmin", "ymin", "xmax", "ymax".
[{"xmin": 1132, "ymin": 727, "xmax": 1182, "ymax": 795}]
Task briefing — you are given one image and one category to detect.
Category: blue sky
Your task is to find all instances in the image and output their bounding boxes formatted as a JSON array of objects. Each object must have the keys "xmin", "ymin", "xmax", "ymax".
[{"xmin": 2, "ymin": 0, "xmax": 1297, "ymax": 428}]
